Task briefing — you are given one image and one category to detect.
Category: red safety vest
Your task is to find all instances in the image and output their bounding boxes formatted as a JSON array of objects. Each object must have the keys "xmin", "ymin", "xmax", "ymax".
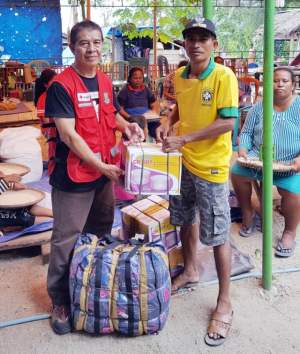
[
  {"xmin": 36, "ymin": 91, "xmax": 57, "ymax": 168},
  {"xmin": 37, "ymin": 91, "xmax": 52, "ymax": 137},
  {"xmin": 48, "ymin": 67, "xmax": 117, "ymax": 183}
]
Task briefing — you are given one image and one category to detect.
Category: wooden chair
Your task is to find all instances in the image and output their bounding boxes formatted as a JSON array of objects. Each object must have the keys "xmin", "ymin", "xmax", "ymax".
[
  {"xmin": 157, "ymin": 55, "xmax": 169, "ymax": 77},
  {"xmin": 238, "ymin": 76, "xmax": 260, "ymax": 101},
  {"xmin": 224, "ymin": 58, "xmax": 236, "ymax": 74},
  {"xmin": 110, "ymin": 61, "xmax": 129, "ymax": 93},
  {"xmin": 28, "ymin": 60, "xmax": 50, "ymax": 80},
  {"xmin": 111, "ymin": 61, "xmax": 128, "ymax": 82},
  {"xmin": 232, "ymin": 105, "xmax": 252, "ymax": 152}
]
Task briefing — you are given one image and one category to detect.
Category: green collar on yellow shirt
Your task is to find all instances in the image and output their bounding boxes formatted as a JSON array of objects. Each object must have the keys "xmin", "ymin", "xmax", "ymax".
[{"xmin": 181, "ymin": 58, "xmax": 216, "ymax": 80}]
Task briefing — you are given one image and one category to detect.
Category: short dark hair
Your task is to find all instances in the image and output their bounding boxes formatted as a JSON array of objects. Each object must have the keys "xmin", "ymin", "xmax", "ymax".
[
  {"xmin": 127, "ymin": 67, "xmax": 144, "ymax": 84},
  {"xmin": 70, "ymin": 20, "xmax": 103, "ymax": 46},
  {"xmin": 274, "ymin": 66, "xmax": 295, "ymax": 83},
  {"xmin": 34, "ymin": 69, "xmax": 56, "ymax": 106}
]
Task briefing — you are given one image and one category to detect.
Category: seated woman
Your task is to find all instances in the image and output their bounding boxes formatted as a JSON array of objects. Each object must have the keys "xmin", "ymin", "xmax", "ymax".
[
  {"xmin": 117, "ymin": 67, "xmax": 159, "ymax": 138},
  {"xmin": 231, "ymin": 66, "xmax": 300, "ymax": 257}
]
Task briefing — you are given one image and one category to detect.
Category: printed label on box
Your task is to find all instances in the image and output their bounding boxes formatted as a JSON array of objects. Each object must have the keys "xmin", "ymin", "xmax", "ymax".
[{"xmin": 125, "ymin": 144, "xmax": 182, "ymax": 195}]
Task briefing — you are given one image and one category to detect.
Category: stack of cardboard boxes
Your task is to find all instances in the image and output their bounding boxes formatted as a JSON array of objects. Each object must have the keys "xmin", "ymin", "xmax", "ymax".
[
  {"xmin": 121, "ymin": 195, "xmax": 183, "ymax": 277},
  {"xmin": 121, "ymin": 143, "xmax": 184, "ymax": 277}
]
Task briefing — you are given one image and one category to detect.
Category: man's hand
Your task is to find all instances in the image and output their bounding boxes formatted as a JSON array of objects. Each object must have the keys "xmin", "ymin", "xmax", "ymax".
[
  {"xmin": 162, "ymin": 136, "xmax": 186, "ymax": 152},
  {"xmin": 124, "ymin": 122, "xmax": 144, "ymax": 143},
  {"xmin": 291, "ymin": 156, "xmax": 300, "ymax": 172},
  {"xmin": 156, "ymin": 123, "xmax": 171, "ymax": 143},
  {"xmin": 238, "ymin": 148, "xmax": 248, "ymax": 159},
  {"xmin": 98, "ymin": 162, "xmax": 124, "ymax": 182}
]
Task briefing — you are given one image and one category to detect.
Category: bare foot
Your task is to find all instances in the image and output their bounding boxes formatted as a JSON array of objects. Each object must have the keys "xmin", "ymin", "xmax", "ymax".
[
  {"xmin": 242, "ymin": 211, "xmax": 256, "ymax": 229},
  {"xmin": 207, "ymin": 299, "xmax": 232, "ymax": 341},
  {"xmin": 171, "ymin": 271, "xmax": 199, "ymax": 293},
  {"xmin": 214, "ymin": 298, "xmax": 232, "ymax": 317},
  {"xmin": 280, "ymin": 230, "xmax": 296, "ymax": 250}
]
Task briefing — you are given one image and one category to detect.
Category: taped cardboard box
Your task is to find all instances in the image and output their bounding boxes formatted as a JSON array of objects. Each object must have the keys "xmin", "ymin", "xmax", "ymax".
[
  {"xmin": 125, "ymin": 143, "xmax": 182, "ymax": 195},
  {"xmin": 168, "ymin": 246, "xmax": 184, "ymax": 278},
  {"xmin": 121, "ymin": 195, "xmax": 180, "ymax": 250}
]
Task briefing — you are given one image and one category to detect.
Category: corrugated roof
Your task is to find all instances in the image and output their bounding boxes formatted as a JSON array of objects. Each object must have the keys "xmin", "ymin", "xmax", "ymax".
[{"xmin": 255, "ymin": 10, "xmax": 300, "ymax": 40}]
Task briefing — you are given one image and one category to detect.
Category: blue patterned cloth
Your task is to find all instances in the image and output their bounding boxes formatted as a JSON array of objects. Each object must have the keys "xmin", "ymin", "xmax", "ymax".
[
  {"xmin": 239, "ymin": 96, "xmax": 300, "ymax": 166},
  {"xmin": 231, "ymin": 95, "xmax": 300, "ymax": 194}
]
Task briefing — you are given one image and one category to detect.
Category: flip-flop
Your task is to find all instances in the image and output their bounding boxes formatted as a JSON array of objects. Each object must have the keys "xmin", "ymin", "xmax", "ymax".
[
  {"xmin": 204, "ymin": 311, "xmax": 233, "ymax": 347},
  {"xmin": 275, "ymin": 240, "xmax": 296, "ymax": 258},
  {"xmin": 171, "ymin": 280, "xmax": 199, "ymax": 295}
]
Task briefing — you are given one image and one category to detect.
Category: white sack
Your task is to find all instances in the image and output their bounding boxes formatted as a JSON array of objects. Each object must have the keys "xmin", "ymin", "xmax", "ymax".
[{"xmin": 0, "ymin": 126, "xmax": 43, "ymax": 183}]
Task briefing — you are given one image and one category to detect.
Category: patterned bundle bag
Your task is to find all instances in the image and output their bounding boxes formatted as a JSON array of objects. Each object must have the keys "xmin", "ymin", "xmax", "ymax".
[{"xmin": 69, "ymin": 233, "xmax": 171, "ymax": 336}]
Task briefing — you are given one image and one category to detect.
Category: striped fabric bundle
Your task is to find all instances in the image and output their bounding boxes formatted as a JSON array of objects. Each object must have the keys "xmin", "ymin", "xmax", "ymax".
[
  {"xmin": 69, "ymin": 233, "xmax": 171, "ymax": 336},
  {"xmin": 0, "ymin": 178, "xmax": 9, "ymax": 194}
]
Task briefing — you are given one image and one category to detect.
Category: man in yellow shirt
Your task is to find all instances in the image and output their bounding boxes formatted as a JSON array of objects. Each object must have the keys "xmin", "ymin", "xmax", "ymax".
[{"xmin": 156, "ymin": 18, "xmax": 238, "ymax": 346}]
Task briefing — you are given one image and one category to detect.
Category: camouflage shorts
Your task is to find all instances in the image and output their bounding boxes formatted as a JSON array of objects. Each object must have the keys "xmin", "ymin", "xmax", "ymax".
[{"xmin": 169, "ymin": 165, "xmax": 230, "ymax": 246}]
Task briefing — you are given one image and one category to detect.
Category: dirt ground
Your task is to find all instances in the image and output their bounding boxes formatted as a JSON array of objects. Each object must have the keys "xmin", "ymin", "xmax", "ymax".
[{"xmin": 1, "ymin": 210, "xmax": 300, "ymax": 354}]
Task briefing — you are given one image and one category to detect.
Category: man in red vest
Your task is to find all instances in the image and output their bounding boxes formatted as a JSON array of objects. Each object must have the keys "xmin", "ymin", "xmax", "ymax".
[{"xmin": 45, "ymin": 20, "xmax": 143, "ymax": 335}]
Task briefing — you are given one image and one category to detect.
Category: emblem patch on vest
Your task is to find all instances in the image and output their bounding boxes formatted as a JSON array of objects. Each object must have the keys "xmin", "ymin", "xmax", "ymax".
[
  {"xmin": 103, "ymin": 92, "xmax": 110, "ymax": 104},
  {"xmin": 201, "ymin": 88, "xmax": 214, "ymax": 105},
  {"xmin": 211, "ymin": 168, "xmax": 219, "ymax": 175}
]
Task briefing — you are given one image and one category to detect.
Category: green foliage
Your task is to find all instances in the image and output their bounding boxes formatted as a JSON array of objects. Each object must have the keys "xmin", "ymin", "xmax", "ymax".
[
  {"xmin": 285, "ymin": 0, "xmax": 299, "ymax": 7},
  {"xmin": 112, "ymin": 0, "xmax": 200, "ymax": 41},
  {"xmin": 111, "ymin": 3, "xmax": 300, "ymax": 58},
  {"xmin": 214, "ymin": 8, "xmax": 264, "ymax": 57}
]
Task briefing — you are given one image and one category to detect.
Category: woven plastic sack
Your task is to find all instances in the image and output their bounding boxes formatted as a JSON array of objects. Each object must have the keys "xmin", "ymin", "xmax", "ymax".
[{"xmin": 69, "ymin": 233, "xmax": 171, "ymax": 336}]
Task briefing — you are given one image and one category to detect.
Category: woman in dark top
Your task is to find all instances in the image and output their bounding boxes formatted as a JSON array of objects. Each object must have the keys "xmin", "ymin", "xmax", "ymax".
[{"xmin": 118, "ymin": 67, "xmax": 159, "ymax": 138}]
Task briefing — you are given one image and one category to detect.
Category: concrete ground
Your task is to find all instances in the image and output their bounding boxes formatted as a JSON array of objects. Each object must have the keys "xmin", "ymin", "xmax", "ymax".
[{"xmin": 1, "ymin": 210, "xmax": 300, "ymax": 354}]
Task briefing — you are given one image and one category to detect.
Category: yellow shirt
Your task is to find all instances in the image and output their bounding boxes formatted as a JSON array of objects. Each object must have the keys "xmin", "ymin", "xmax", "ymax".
[{"xmin": 175, "ymin": 60, "xmax": 239, "ymax": 183}]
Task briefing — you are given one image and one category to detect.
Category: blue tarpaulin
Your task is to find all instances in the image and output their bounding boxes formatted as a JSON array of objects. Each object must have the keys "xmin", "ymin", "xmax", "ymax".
[
  {"xmin": 0, "ymin": 0, "xmax": 62, "ymax": 64},
  {"xmin": 106, "ymin": 26, "xmax": 160, "ymax": 38}
]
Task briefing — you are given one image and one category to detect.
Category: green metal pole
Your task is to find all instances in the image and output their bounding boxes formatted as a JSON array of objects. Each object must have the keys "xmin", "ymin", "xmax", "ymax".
[
  {"xmin": 262, "ymin": 0, "xmax": 275, "ymax": 290},
  {"xmin": 203, "ymin": 0, "xmax": 213, "ymax": 20},
  {"xmin": 203, "ymin": 0, "xmax": 214, "ymax": 60}
]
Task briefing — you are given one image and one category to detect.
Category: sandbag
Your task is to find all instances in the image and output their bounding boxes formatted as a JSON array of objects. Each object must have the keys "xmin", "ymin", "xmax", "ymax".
[
  {"xmin": 0, "ymin": 126, "xmax": 43, "ymax": 183},
  {"xmin": 69, "ymin": 234, "xmax": 171, "ymax": 336}
]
